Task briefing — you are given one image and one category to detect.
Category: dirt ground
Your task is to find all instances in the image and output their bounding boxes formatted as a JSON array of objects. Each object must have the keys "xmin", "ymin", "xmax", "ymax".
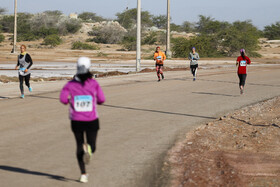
[{"xmin": 166, "ymin": 96, "xmax": 280, "ymax": 187}]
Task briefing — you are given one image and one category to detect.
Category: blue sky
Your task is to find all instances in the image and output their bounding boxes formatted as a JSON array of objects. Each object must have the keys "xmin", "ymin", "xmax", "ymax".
[{"xmin": 1, "ymin": 0, "xmax": 280, "ymax": 29}]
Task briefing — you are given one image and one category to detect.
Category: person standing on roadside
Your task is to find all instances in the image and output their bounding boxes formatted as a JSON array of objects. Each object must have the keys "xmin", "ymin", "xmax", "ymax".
[
  {"xmin": 15, "ymin": 44, "xmax": 33, "ymax": 98},
  {"xmin": 236, "ymin": 49, "xmax": 251, "ymax": 94},
  {"xmin": 154, "ymin": 46, "xmax": 166, "ymax": 82},
  {"xmin": 188, "ymin": 47, "xmax": 200, "ymax": 81},
  {"xmin": 60, "ymin": 57, "xmax": 105, "ymax": 183}
]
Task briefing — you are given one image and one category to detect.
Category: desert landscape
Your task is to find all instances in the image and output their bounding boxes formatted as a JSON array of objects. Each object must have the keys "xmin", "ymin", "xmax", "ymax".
[{"xmin": 0, "ymin": 23, "xmax": 280, "ymax": 186}]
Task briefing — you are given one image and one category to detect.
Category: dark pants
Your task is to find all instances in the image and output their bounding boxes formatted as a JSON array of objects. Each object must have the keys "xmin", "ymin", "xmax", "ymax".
[
  {"xmin": 19, "ymin": 74, "xmax": 31, "ymax": 95},
  {"xmin": 238, "ymin": 74, "xmax": 247, "ymax": 87},
  {"xmin": 190, "ymin": 64, "xmax": 198, "ymax": 77},
  {"xmin": 71, "ymin": 119, "xmax": 99, "ymax": 174}
]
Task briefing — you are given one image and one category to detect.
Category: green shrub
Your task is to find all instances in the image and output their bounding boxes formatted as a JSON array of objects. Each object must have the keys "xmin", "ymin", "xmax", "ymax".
[
  {"xmin": 18, "ymin": 32, "xmax": 39, "ymax": 42},
  {"xmin": 43, "ymin": 34, "xmax": 62, "ymax": 47},
  {"xmin": 172, "ymin": 35, "xmax": 223, "ymax": 58},
  {"xmin": 263, "ymin": 22, "xmax": 280, "ymax": 40},
  {"xmin": 89, "ymin": 24, "xmax": 126, "ymax": 44},
  {"xmin": 142, "ymin": 32, "xmax": 157, "ymax": 45},
  {"xmin": 78, "ymin": 12, "xmax": 106, "ymax": 22},
  {"xmin": 172, "ymin": 20, "xmax": 261, "ymax": 58},
  {"xmin": 0, "ymin": 33, "xmax": 4, "ymax": 42},
  {"xmin": 218, "ymin": 21, "xmax": 261, "ymax": 56},
  {"xmin": 121, "ymin": 36, "xmax": 136, "ymax": 51},
  {"xmin": 35, "ymin": 27, "xmax": 59, "ymax": 38},
  {"xmin": 65, "ymin": 20, "xmax": 82, "ymax": 34},
  {"xmin": 71, "ymin": 41, "xmax": 99, "ymax": 50}
]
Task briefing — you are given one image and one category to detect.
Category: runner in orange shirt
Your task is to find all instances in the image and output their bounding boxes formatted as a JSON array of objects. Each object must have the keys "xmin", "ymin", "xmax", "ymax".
[{"xmin": 153, "ymin": 46, "xmax": 166, "ymax": 82}]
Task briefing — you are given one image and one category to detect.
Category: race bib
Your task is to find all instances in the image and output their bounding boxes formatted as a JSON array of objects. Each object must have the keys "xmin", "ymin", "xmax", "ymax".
[
  {"xmin": 74, "ymin": 95, "xmax": 93, "ymax": 112},
  {"xmin": 156, "ymin": 56, "xmax": 162, "ymax": 60},
  {"xmin": 240, "ymin": 60, "xmax": 247, "ymax": 66},
  {"xmin": 19, "ymin": 68, "xmax": 26, "ymax": 75}
]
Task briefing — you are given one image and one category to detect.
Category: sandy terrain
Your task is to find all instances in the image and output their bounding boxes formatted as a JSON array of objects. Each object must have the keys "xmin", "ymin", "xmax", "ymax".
[{"xmin": 166, "ymin": 96, "xmax": 280, "ymax": 187}]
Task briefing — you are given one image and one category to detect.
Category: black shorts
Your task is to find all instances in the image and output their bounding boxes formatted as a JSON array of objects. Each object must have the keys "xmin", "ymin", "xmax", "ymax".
[
  {"xmin": 155, "ymin": 64, "xmax": 163, "ymax": 67},
  {"xmin": 190, "ymin": 64, "xmax": 198, "ymax": 69},
  {"xmin": 71, "ymin": 119, "xmax": 100, "ymax": 132}
]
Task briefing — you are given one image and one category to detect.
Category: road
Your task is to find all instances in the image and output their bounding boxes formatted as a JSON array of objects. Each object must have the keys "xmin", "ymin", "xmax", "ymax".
[{"xmin": 0, "ymin": 65, "xmax": 280, "ymax": 187}]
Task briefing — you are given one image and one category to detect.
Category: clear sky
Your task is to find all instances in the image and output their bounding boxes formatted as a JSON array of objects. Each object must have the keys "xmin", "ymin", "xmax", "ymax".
[{"xmin": 1, "ymin": 0, "xmax": 280, "ymax": 29}]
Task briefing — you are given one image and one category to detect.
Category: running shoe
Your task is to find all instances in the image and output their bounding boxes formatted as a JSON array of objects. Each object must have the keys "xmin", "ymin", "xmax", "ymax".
[
  {"xmin": 79, "ymin": 174, "xmax": 89, "ymax": 183},
  {"xmin": 193, "ymin": 78, "xmax": 196, "ymax": 81},
  {"xmin": 161, "ymin": 74, "xmax": 164, "ymax": 80},
  {"xmin": 29, "ymin": 87, "xmax": 32, "ymax": 92},
  {"xmin": 21, "ymin": 94, "xmax": 24, "ymax": 99},
  {"xmin": 158, "ymin": 79, "xmax": 160, "ymax": 82},
  {"xmin": 83, "ymin": 144, "xmax": 92, "ymax": 165},
  {"xmin": 240, "ymin": 89, "xmax": 244, "ymax": 94}
]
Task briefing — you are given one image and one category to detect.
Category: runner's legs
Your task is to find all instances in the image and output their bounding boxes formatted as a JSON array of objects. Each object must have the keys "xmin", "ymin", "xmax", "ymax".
[
  {"xmin": 24, "ymin": 74, "xmax": 31, "ymax": 88},
  {"xmin": 19, "ymin": 75, "xmax": 24, "ymax": 95}
]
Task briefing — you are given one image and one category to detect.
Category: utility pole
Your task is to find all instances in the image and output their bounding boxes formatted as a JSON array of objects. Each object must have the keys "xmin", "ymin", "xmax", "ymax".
[
  {"xmin": 166, "ymin": 0, "xmax": 172, "ymax": 58},
  {"xmin": 136, "ymin": 0, "xmax": 141, "ymax": 72},
  {"xmin": 12, "ymin": 0, "xmax": 17, "ymax": 53}
]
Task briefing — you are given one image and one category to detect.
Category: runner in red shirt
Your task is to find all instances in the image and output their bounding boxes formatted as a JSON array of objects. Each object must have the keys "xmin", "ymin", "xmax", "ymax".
[{"xmin": 236, "ymin": 49, "xmax": 251, "ymax": 94}]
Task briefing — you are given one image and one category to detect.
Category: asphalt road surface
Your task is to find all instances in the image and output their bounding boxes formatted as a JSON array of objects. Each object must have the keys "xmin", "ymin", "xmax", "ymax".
[{"xmin": 0, "ymin": 65, "xmax": 280, "ymax": 187}]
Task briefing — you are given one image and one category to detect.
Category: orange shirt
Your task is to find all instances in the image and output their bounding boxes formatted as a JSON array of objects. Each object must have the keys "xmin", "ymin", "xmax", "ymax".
[{"xmin": 154, "ymin": 51, "xmax": 166, "ymax": 65}]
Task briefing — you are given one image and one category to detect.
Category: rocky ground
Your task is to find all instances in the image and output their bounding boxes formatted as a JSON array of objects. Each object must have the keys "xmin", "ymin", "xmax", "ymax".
[{"xmin": 165, "ymin": 96, "xmax": 280, "ymax": 187}]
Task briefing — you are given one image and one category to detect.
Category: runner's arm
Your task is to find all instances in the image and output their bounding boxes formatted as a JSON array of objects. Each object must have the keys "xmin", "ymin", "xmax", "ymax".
[
  {"xmin": 153, "ymin": 53, "xmax": 157, "ymax": 61},
  {"xmin": 163, "ymin": 53, "xmax": 166, "ymax": 61},
  {"xmin": 247, "ymin": 57, "xmax": 251, "ymax": 65},
  {"xmin": 196, "ymin": 53, "xmax": 200, "ymax": 60},
  {"xmin": 60, "ymin": 84, "xmax": 70, "ymax": 105},
  {"xmin": 26, "ymin": 53, "xmax": 33, "ymax": 69},
  {"xmin": 96, "ymin": 83, "xmax": 105, "ymax": 105},
  {"xmin": 15, "ymin": 57, "xmax": 19, "ymax": 69}
]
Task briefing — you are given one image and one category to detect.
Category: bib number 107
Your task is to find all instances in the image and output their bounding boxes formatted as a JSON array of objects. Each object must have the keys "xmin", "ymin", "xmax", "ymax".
[{"xmin": 74, "ymin": 95, "xmax": 93, "ymax": 112}]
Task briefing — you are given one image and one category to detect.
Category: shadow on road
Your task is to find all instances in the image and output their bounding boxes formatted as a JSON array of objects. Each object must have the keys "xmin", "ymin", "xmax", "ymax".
[
  {"xmin": 192, "ymin": 92, "xmax": 239, "ymax": 97},
  {"xmin": 0, "ymin": 96, "xmax": 10, "ymax": 99},
  {"xmin": 198, "ymin": 78, "xmax": 280, "ymax": 87},
  {"xmin": 102, "ymin": 104, "xmax": 216, "ymax": 120},
  {"xmin": 0, "ymin": 165, "xmax": 78, "ymax": 182},
  {"xmin": 29, "ymin": 95, "xmax": 58, "ymax": 100}
]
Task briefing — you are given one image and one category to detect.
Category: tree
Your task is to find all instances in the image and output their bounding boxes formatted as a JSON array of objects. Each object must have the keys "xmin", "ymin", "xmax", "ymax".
[
  {"xmin": 142, "ymin": 31, "xmax": 157, "ymax": 45},
  {"xmin": 172, "ymin": 35, "xmax": 222, "ymax": 58},
  {"xmin": 172, "ymin": 20, "xmax": 261, "ymax": 58},
  {"xmin": 43, "ymin": 10, "xmax": 63, "ymax": 16},
  {"xmin": 219, "ymin": 20, "xmax": 261, "ymax": 56},
  {"xmin": 171, "ymin": 23, "xmax": 183, "ymax": 32},
  {"xmin": 152, "ymin": 15, "xmax": 166, "ymax": 29},
  {"xmin": 0, "ymin": 7, "xmax": 6, "ymax": 15},
  {"xmin": 263, "ymin": 22, "xmax": 280, "ymax": 40},
  {"xmin": 78, "ymin": 12, "xmax": 106, "ymax": 22},
  {"xmin": 89, "ymin": 23, "xmax": 126, "ymax": 44},
  {"xmin": 116, "ymin": 8, "xmax": 153, "ymax": 29},
  {"xmin": 196, "ymin": 15, "xmax": 229, "ymax": 34},
  {"xmin": 0, "ymin": 15, "xmax": 14, "ymax": 32},
  {"xmin": 182, "ymin": 21, "xmax": 195, "ymax": 33}
]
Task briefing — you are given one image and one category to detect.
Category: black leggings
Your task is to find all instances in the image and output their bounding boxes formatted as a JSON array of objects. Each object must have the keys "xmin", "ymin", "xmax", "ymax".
[
  {"xmin": 190, "ymin": 64, "xmax": 198, "ymax": 77},
  {"xmin": 238, "ymin": 74, "xmax": 247, "ymax": 87},
  {"xmin": 19, "ymin": 74, "xmax": 31, "ymax": 94},
  {"xmin": 71, "ymin": 119, "xmax": 99, "ymax": 174}
]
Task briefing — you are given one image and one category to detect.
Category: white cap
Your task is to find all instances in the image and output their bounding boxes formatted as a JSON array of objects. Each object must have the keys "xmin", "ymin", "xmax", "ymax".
[{"xmin": 77, "ymin": 57, "xmax": 91, "ymax": 74}]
